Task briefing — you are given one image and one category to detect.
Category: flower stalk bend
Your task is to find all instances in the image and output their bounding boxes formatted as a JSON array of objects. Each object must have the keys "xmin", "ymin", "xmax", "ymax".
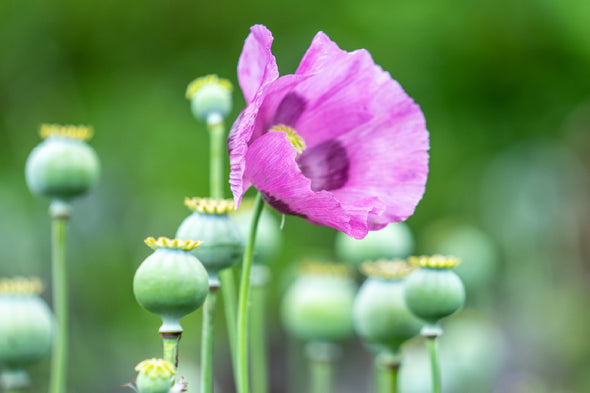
[
  {"xmin": 49, "ymin": 200, "xmax": 71, "ymax": 393},
  {"xmin": 236, "ymin": 193, "xmax": 264, "ymax": 393}
]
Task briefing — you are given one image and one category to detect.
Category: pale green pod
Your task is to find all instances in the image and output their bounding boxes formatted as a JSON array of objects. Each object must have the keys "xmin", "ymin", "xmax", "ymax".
[
  {"xmin": 281, "ymin": 266, "xmax": 356, "ymax": 343},
  {"xmin": 404, "ymin": 256, "xmax": 465, "ymax": 325},
  {"xmin": 186, "ymin": 75, "xmax": 233, "ymax": 121},
  {"xmin": 353, "ymin": 277, "xmax": 422, "ymax": 354},
  {"xmin": 133, "ymin": 237, "xmax": 209, "ymax": 333},
  {"xmin": 0, "ymin": 278, "xmax": 53, "ymax": 369},
  {"xmin": 25, "ymin": 125, "xmax": 99, "ymax": 200},
  {"xmin": 135, "ymin": 359, "xmax": 175, "ymax": 393},
  {"xmin": 335, "ymin": 222, "xmax": 414, "ymax": 265},
  {"xmin": 176, "ymin": 198, "xmax": 244, "ymax": 285}
]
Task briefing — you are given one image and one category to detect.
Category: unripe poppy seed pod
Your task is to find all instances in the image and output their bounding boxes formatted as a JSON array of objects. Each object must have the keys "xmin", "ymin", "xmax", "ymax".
[
  {"xmin": 353, "ymin": 260, "xmax": 423, "ymax": 355},
  {"xmin": 176, "ymin": 198, "xmax": 244, "ymax": 286},
  {"xmin": 25, "ymin": 124, "xmax": 100, "ymax": 200},
  {"xmin": 404, "ymin": 255, "xmax": 465, "ymax": 327},
  {"xmin": 186, "ymin": 75, "xmax": 233, "ymax": 122},
  {"xmin": 133, "ymin": 237, "xmax": 209, "ymax": 333},
  {"xmin": 135, "ymin": 358, "xmax": 175, "ymax": 393},
  {"xmin": 281, "ymin": 262, "xmax": 356, "ymax": 343},
  {"xmin": 0, "ymin": 278, "xmax": 53, "ymax": 369}
]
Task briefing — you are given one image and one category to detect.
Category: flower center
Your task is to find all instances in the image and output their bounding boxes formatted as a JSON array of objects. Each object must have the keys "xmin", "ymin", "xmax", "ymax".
[{"xmin": 269, "ymin": 124, "xmax": 306, "ymax": 154}]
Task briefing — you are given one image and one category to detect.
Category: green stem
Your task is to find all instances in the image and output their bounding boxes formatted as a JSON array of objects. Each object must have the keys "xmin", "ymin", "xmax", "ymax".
[
  {"xmin": 236, "ymin": 193, "xmax": 264, "ymax": 393},
  {"xmin": 208, "ymin": 118, "xmax": 225, "ymax": 200},
  {"xmin": 310, "ymin": 357, "xmax": 334, "ymax": 393},
  {"xmin": 219, "ymin": 269, "xmax": 238, "ymax": 371},
  {"xmin": 162, "ymin": 333, "xmax": 182, "ymax": 368},
  {"xmin": 376, "ymin": 363, "xmax": 399, "ymax": 393},
  {"xmin": 426, "ymin": 337, "xmax": 441, "ymax": 393},
  {"xmin": 200, "ymin": 288, "xmax": 218, "ymax": 393},
  {"xmin": 49, "ymin": 201, "xmax": 70, "ymax": 393},
  {"xmin": 250, "ymin": 277, "xmax": 269, "ymax": 393}
]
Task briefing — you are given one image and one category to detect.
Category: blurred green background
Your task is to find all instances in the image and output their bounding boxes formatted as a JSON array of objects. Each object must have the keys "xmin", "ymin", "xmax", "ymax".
[{"xmin": 1, "ymin": 0, "xmax": 589, "ymax": 392}]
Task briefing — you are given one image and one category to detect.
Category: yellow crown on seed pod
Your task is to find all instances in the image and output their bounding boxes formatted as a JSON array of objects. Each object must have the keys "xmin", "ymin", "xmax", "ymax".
[
  {"xmin": 360, "ymin": 259, "xmax": 417, "ymax": 280},
  {"xmin": 408, "ymin": 255, "xmax": 460, "ymax": 269},
  {"xmin": 135, "ymin": 358, "xmax": 176, "ymax": 378},
  {"xmin": 39, "ymin": 124, "xmax": 94, "ymax": 141},
  {"xmin": 185, "ymin": 75, "xmax": 233, "ymax": 99},
  {"xmin": 184, "ymin": 197, "xmax": 235, "ymax": 214},
  {"xmin": 0, "ymin": 277, "xmax": 43, "ymax": 295},
  {"xmin": 298, "ymin": 259, "xmax": 354, "ymax": 278},
  {"xmin": 144, "ymin": 237, "xmax": 202, "ymax": 251}
]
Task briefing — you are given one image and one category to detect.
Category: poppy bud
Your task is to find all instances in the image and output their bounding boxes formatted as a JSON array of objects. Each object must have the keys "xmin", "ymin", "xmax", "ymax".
[
  {"xmin": 185, "ymin": 75, "xmax": 233, "ymax": 123},
  {"xmin": 176, "ymin": 198, "xmax": 244, "ymax": 287},
  {"xmin": 135, "ymin": 358, "xmax": 175, "ymax": 393},
  {"xmin": 404, "ymin": 256, "xmax": 465, "ymax": 331},
  {"xmin": 133, "ymin": 237, "xmax": 209, "ymax": 333},
  {"xmin": 281, "ymin": 261, "xmax": 356, "ymax": 343},
  {"xmin": 25, "ymin": 124, "xmax": 100, "ymax": 200}
]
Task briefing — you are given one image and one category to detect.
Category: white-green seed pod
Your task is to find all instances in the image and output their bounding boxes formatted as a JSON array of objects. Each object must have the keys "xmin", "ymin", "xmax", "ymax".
[
  {"xmin": 176, "ymin": 198, "xmax": 244, "ymax": 286},
  {"xmin": 0, "ymin": 278, "xmax": 53, "ymax": 369},
  {"xmin": 404, "ymin": 256, "xmax": 465, "ymax": 328},
  {"xmin": 281, "ymin": 262, "xmax": 356, "ymax": 343},
  {"xmin": 353, "ymin": 260, "xmax": 423, "ymax": 355},
  {"xmin": 25, "ymin": 124, "xmax": 100, "ymax": 200},
  {"xmin": 186, "ymin": 75, "xmax": 233, "ymax": 122},
  {"xmin": 135, "ymin": 358, "xmax": 175, "ymax": 393},
  {"xmin": 133, "ymin": 237, "xmax": 209, "ymax": 333},
  {"xmin": 335, "ymin": 222, "xmax": 414, "ymax": 266}
]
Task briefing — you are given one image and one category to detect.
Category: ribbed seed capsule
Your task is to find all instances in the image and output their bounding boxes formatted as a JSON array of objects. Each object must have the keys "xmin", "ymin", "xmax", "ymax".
[
  {"xmin": 25, "ymin": 124, "xmax": 100, "ymax": 200},
  {"xmin": 353, "ymin": 260, "xmax": 423, "ymax": 355},
  {"xmin": 135, "ymin": 358, "xmax": 175, "ymax": 393},
  {"xmin": 404, "ymin": 255, "xmax": 466, "ymax": 327},
  {"xmin": 186, "ymin": 75, "xmax": 233, "ymax": 122},
  {"xmin": 133, "ymin": 237, "xmax": 209, "ymax": 333},
  {"xmin": 281, "ymin": 261, "xmax": 356, "ymax": 343},
  {"xmin": 0, "ymin": 278, "xmax": 53, "ymax": 369},
  {"xmin": 176, "ymin": 198, "xmax": 244, "ymax": 286}
]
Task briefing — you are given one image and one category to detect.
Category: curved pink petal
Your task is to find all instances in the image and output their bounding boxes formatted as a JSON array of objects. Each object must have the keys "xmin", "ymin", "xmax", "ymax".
[
  {"xmin": 244, "ymin": 132, "xmax": 379, "ymax": 239},
  {"xmin": 237, "ymin": 25, "xmax": 279, "ymax": 104},
  {"xmin": 296, "ymin": 32, "xmax": 350, "ymax": 75}
]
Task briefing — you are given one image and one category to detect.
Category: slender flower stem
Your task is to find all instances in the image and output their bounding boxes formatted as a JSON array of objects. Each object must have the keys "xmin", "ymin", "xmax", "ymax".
[
  {"xmin": 162, "ymin": 333, "xmax": 182, "ymax": 368},
  {"xmin": 250, "ymin": 275, "xmax": 269, "ymax": 393},
  {"xmin": 200, "ymin": 287, "xmax": 218, "ymax": 393},
  {"xmin": 376, "ymin": 363, "xmax": 399, "ymax": 393},
  {"xmin": 426, "ymin": 337, "xmax": 441, "ymax": 393},
  {"xmin": 236, "ymin": 193, "xmax": 264, "ymax": 393},
  {"xmin": 49, "ymin": 200, "xmax": 70, "ymax": 393},
  {"xmin": 207, "ymin": 115, "xmax": 239, "ymax": 372},
  {"xmin": 310, "ymin": 357, "xmax": 334, "ymax": 393}
]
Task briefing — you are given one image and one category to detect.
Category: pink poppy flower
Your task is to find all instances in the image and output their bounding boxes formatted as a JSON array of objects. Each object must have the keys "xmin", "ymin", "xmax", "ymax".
[{"xmin": 228, "ymin": 25, "xmax": 429, "ymax": 239}]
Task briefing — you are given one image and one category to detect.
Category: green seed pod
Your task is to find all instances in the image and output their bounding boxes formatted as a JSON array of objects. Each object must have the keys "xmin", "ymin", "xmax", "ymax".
[
  {"xmin": 353, "ymin": 261, "xmax": 423, "ymax": 355},
  {"xmin": 0, "ymin": 278, "xmax": 53, "ymax": 369},
  {"xmin": 176, "ymin": 198, "xmax": 244, "ymax": 286},
  {"xmin": 133, "ymin": 237, "xmax": 209, "ymax": 333},
  {"xmin": 232, "ymin": 198, "xmax": 283, "ymax": 265},
  {"xmin": 335, "ymin": 222, "xmax": 414, "ymax": 265},
  {"xmin": 25, "ymin": 124, "xmax": 100, "ymax": 200},
  {"xmin": 186, "ymin": 75, "xmax": 233, "ymax": 122},
  {"xmin": 281, "ymin": 262, "xmax": 356, "ymax": 343},
  {"xmin": 135, "ymin": 358, "xmax": 175, "ymax": 393},
  {"xmin": 404, "ymin": 256, "xmax": 465, "ymax": 327}
]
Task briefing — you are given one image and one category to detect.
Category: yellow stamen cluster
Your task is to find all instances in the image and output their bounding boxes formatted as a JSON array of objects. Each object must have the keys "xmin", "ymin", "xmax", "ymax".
[
  {"xmin": 184, "ymin": 197, "xmax": 234, "ymax": 214},
  {"xmin": 144, "ymin": 237, "xmax": 202, "ymax": 251},
  {"xmin": 135, "ymin": 358, "xmax": 176, "ymax": 378},
  {"xmin": 299, "ymin": 259, "xmax": 353, "ymax": 278},
  {"xmin": 185, "ymin": 75, "xmax": 233, "ymax": 99},
  {"xmin": 360, "ymin": 259, "xmax": 416, "ymax": 280},
  {"xmin": 408, "ymin": 255, "xmax": 460, "ymax": 269},
  {"xmin": 39, "ymin": 124, "xmax": 94, "ymax": 141},
  {"xmin": 269, "ymin": 124, "xmax": 306, "ymax": 154},
  {"xmin": 0, "ymin": 277, "xmax": 43, "ymax": 295}
]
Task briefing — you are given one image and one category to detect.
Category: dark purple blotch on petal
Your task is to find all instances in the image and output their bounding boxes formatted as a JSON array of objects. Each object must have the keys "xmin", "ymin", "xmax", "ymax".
[
  {"xmin": 261, "ymin": 193, "xmax": 308, "ymax": 218},
  {"xmin": 272, "ymin": 92, "xmax": 307, "ymax": 127},
  {"xmin": 297, "ymin": 140, "xmax": 350, "ymax": 191}
]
